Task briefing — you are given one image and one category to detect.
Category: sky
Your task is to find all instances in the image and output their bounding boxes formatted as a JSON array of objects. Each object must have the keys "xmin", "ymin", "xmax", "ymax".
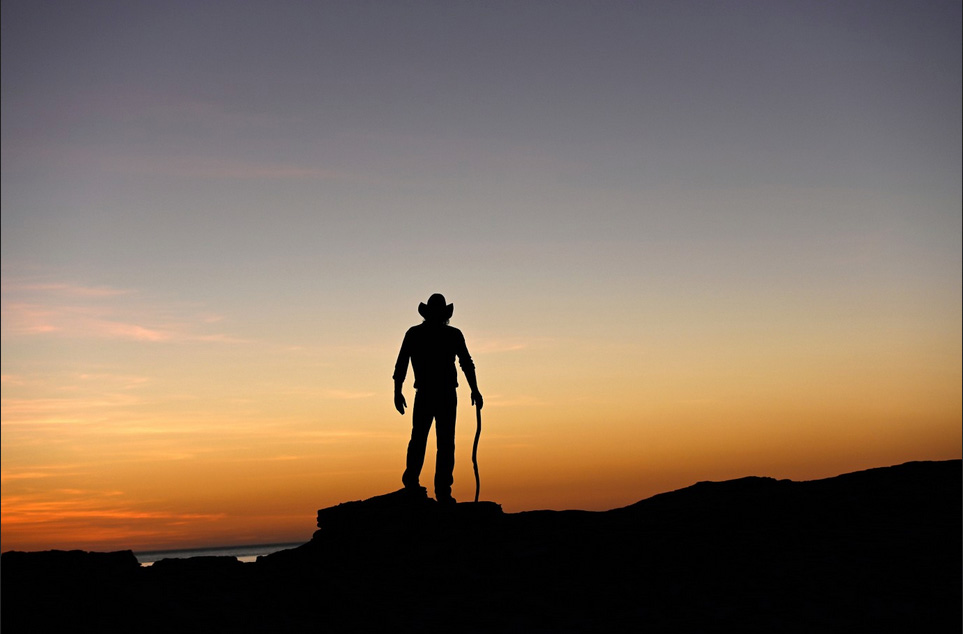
[{"xmin": 2, "ymin": 1, "xmax": 960, "ymax": 553}]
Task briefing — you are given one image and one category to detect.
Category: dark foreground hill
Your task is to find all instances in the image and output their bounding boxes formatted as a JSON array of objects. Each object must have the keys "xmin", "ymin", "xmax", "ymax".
[{"xmin": 3, "ymin": 460, "xmax": 960, "ymax": 633}]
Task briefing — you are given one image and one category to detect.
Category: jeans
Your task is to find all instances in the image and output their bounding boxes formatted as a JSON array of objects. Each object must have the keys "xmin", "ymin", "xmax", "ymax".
[{"xmin": 402, "ymin": 388, "xmax": 457, "ymax": 499}]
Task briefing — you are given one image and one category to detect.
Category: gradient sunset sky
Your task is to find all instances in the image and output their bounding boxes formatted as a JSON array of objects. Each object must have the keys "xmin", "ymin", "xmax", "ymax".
[{"xmin": 2, "ymin": 1, "xmax": 960, "ymax": 552}]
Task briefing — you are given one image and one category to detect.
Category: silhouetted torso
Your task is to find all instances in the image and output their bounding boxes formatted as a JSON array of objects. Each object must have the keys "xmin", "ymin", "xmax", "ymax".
[{"xmin": 393, "ymin": 322, "xmax": 474, "ymax": 392}]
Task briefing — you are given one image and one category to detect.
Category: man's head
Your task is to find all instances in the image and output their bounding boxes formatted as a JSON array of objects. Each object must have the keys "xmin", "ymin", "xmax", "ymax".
[{"xmin": 418, "ymin": 293, "xmax": 454, "ymax": 324}]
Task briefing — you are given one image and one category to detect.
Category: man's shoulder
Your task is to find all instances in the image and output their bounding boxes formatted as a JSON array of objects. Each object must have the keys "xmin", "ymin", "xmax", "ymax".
[
  {"xmin": 405, "ymin": 323, "xmax": 464, "ymax": 340},
  {"xmin": 442, "ymin": 325, "xmax": 465, "ymax": 338},
  {"xmin": 404, "ymin": 323, "xmax": 434, "ymax": 339}
]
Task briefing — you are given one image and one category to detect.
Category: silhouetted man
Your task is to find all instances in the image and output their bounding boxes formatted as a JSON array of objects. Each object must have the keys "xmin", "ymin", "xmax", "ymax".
[{"xmin": 394, "ymin": 293, "xmax": 482, "ymax": 504}]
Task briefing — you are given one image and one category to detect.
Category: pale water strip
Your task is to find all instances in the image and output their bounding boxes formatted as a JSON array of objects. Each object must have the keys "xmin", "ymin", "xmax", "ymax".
[{"xmin": 135, "ymin": 542, "xmax": 304, "ymax": 566}]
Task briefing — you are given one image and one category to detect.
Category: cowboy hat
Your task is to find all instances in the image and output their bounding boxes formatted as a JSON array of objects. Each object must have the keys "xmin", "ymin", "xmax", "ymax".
[{"xmin": 418, "ymin": 293, "xmax": 454, "ymax": 320}]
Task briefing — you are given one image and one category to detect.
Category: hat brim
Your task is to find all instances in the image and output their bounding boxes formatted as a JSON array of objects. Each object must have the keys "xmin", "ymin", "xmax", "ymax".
[{"xmin": 418, "ymin": 302, "xmax": 454, "ymax": 319}]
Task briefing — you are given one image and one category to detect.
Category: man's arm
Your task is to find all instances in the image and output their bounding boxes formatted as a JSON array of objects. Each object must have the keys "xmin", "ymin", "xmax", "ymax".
[
  {"xmin": 466, "ymin": 372, "xmax": 483, "ymax": 410},
  {"xmin": 393, "ymin": 378, "xmax": 407, "ymax": 415},
  {"xmin": 457, "ymin": 332, "xmax": 483, "ymax": 409},
  {"xmin": 393, "ymin": 332, "xmax": 410, "ymax": 415}
]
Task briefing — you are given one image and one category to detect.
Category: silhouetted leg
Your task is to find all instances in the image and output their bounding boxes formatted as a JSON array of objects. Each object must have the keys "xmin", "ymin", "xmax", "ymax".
[
  {"xmin": 403, "ymin": 391, "xmax": 433, "ymax": 489},
  {"xmin": 434, "ymin": 390, "xmax": 457, "ymax": 500}
]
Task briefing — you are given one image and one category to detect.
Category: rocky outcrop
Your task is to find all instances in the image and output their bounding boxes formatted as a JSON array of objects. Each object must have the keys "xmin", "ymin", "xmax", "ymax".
[
  {"xmin": 315, "ymin": 485, "xmax": 503, "ymax": 534},
  {"xmin": 2, "ymin": 460, "xmax": 960, "ymax": 633}
]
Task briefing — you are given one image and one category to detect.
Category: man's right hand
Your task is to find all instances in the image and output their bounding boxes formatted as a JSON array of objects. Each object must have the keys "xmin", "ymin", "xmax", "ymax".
[{"xmin": 394, "ymin": 392, "xmax": 407, "ymax": 415}]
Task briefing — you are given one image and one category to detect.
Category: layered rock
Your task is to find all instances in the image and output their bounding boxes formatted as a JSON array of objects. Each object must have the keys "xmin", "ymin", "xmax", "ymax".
[{"xmin": 2, "ymin": 460, "xmax": 959, "ymax": 633}]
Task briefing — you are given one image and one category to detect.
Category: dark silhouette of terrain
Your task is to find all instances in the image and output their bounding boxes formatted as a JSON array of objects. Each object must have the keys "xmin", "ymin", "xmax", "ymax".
[{"xmin": 3, "ymin": 460, "xmax": 960, "ymax": 633}]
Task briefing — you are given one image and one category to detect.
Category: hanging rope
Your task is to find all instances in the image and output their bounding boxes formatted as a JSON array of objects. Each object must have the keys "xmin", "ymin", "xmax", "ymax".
[{"xmin": 472, "ymin": 403, "xmax": 482, "ymax": 503}]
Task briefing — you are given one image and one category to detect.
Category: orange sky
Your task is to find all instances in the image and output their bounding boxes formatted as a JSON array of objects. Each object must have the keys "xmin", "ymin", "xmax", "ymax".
[{"xmin": 2, "ymin": 283, "xmax": 959, "ymax": 552}]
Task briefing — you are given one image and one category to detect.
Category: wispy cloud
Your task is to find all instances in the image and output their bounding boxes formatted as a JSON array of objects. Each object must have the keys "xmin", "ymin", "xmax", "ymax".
[
  {"xmin": 2, "ymin": 394, "xmax": 142, "ymax": 420},
  {"xmin": 1, "ymin": 282, "xmax": 132, "ymax": 298},
  {"xmin": 321, "ymin": 389, "xmax": 376, "ymax": 400},
  {"xmin": 472, "ymin": 336, "xmax": 556, "ymax": 354},
  {"xmin": 485, "ymin": 394, "xmax": 546, "ymax": 408},
  {"xmin": 1, "ymin": 374, "xmax": 29, "ymax": 387},
  {"xmin": 1, "ymin": 502, "xmax": 223, "ymax": 525},
  {"xmin": 1, "ymin": 300, "xmax": 174, "ymax": 341},
  {"xmin": 97, "ymin": 320, "xmax": 173, "ymax": 341},
  {"xmin": 192, "ymin": 333, "xmax": 251, "ymax": 344},
  {"xmin": 0, "ymin": 462, "xmax": 109, "ymax": 485},
  {"xmin": 1, "ymin": 470, "xmax": 67, "ymax": 483},
  {"xmin": 0, "ymin": 488, "xmax": 228, "ymax": 551},
  {"xmin": 76, "ymin": 373, "xmax": 151, "ymax": 390},
  {"xmin": 1, "ymin": 279, "xmax": 245, "ymax": 344}
]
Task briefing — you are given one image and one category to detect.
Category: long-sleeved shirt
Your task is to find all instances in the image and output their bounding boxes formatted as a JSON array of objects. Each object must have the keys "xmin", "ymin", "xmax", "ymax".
[{"xmin": 393, "ymin": 323, "xmax": 475, "ymax": 391}]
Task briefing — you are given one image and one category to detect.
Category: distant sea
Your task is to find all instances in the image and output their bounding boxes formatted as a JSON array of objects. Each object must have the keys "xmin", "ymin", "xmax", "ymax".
[{"xmin": 135, "ymin": 542, "xmax": 303, "ymax": 566}]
